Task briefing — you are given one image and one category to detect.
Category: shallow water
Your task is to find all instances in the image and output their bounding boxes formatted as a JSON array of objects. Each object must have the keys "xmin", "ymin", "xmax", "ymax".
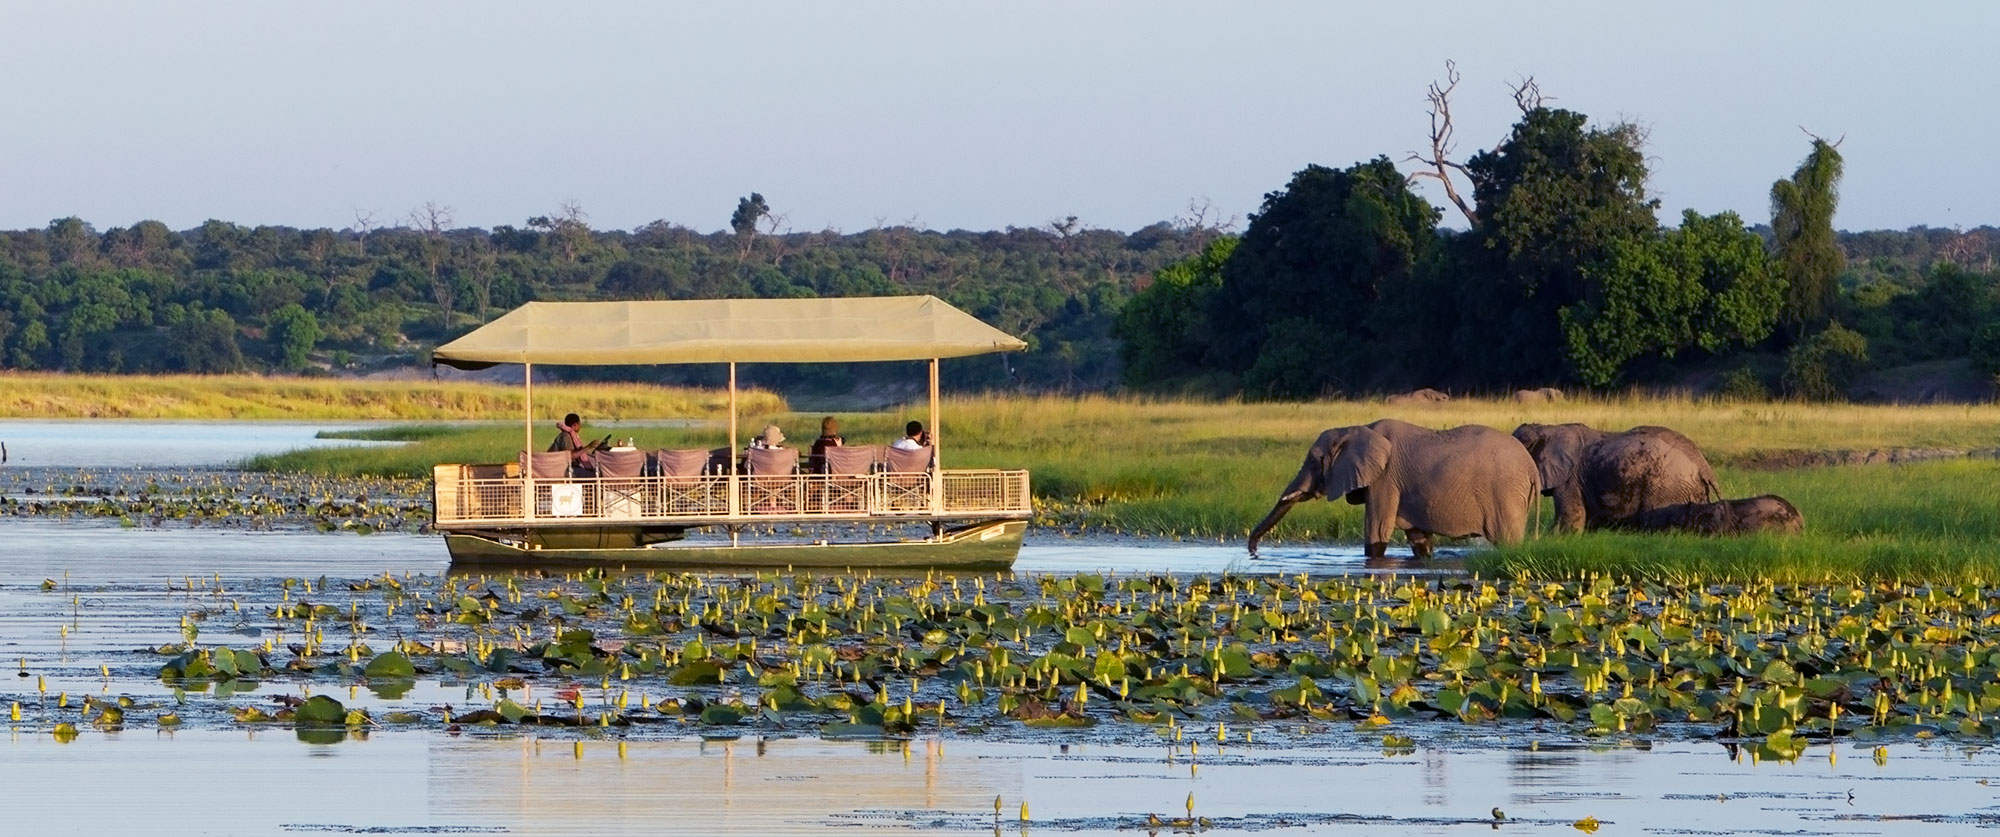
[
  {"xmin": 0, "ymin": 419, "xmax": 389, "ymax": 468},
  {"xmin": 5, "ymin": 730, "xmax": 1995, "ymax": 835},
  {"xmin": 4, "ymin": 426, "xmax": 1979, "ymax": 834}
]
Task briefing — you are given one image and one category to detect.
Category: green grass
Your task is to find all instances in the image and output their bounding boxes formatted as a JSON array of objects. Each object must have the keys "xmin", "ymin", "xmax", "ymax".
[
  {"xmin": 242, "ymin": 393, "xmax": 2000, "ymax": 581},
  {"xmin": 1473, "ymin": 458, "xmax": 2000, "ymax": 583}
]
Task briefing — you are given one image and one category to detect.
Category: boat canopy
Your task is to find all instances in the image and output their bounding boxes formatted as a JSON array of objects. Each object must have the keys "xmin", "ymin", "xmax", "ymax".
[{"xmin": 432, "ymin": 296, "xmax": 1026, "ymax": 370}]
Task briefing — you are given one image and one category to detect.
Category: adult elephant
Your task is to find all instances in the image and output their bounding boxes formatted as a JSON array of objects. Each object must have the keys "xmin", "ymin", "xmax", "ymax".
[
  {"xmin": 1246, "ymin": 419, "xmax": 1540, "ymax": 559},
  {"xmin": 1510, "ymin": 423, "xmax": 1721, "ymax": 532}
]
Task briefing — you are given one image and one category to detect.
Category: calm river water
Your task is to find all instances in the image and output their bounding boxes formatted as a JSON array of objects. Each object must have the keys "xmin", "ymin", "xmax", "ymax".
[{"xmin": 1, "ymin": 422, "xmax": 1989, "ymax": 835}]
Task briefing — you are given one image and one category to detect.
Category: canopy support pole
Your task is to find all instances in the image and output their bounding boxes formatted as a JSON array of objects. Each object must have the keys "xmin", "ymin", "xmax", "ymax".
[
  {"xmin": 929, "ymin": 357, "xmax": 942, "ymax": 517},
  {"xmin": 727, "ymin": 362, "xmax": 740, "ymax": 534},
  {"xmin": 522, "ymin": 362, "xmax": 535, "ymax": 522}
]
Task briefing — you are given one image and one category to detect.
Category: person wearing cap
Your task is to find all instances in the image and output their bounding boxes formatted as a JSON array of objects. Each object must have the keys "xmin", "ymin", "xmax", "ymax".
[{"xmin": 749, "ymin": 424, "xmax": 787, "ymax": 450}]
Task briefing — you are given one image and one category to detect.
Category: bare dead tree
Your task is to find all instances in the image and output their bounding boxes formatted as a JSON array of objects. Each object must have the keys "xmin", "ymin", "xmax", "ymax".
[
  {"xmin": 409, "ymin": 202, "xmax": 456, "ymax": 330},
  {"xmin": 1173, "ymin": 197, "xmax": 1240, "ymax": 250},
  {"xmin": 1404, "ymin": 60, "xmax": 1480, "ymax": 227},
  {"xmin": 758, "ymin": 210, "xmax": 792, "ymax": 267},
  {"xmin": 1939, "ymin": 229, "xmax": 1993, "ymax": 271},
  {"xmin": 1509, "ymin": 74, "xmax": 1551, "ymax": 113},
  {"xmin": 351, "ymin": 209, "xmax": 377, "ymax": 256}
]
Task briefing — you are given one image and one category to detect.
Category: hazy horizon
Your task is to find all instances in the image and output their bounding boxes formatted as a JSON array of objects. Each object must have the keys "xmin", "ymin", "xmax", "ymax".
[{"xmin": 3, "ymin": 2, "xmax": 1992, "ymax": 235}]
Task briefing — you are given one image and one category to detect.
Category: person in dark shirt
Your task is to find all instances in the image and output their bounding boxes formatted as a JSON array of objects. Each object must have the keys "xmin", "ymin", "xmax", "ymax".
[
  {"xmin": 549, "ymin": 413, "xmax": 607, "ymax": 475},
  {"xmin": 809, "ymin": 416, "xmax": 845, "ymax": 472}
]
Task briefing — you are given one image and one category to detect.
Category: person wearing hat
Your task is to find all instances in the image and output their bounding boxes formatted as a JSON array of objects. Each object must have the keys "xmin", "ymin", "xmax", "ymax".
[{"xmin": 749, "ymin": 423, "xmax": 787, "ymax": 450}]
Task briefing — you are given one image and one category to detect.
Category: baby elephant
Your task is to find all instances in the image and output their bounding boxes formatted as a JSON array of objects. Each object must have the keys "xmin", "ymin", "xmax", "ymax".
[{"xmin": 1632, "ymin": 495, "xmax": 1803, "ymax": 536}]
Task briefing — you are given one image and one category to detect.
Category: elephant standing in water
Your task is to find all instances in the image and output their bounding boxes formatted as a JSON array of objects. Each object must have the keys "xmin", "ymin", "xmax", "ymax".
[
  {"xmin": 1511, "ymin": 423, "xmax": 1721, "ymax": 532},
  {"xmin": 1247, "ymin": 419, "xmax": 1540, "ymax": 559}
]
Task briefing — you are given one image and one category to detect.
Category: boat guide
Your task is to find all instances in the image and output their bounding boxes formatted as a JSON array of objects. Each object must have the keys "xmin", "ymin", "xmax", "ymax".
[{"xmin": 427, "ymin": 296, "xmax": 1032, "ymax": 570}]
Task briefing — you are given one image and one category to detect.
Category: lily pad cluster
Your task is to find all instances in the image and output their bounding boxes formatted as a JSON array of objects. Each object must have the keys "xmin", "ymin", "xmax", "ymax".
[
  {"xmin": 31, "ymin": 568, "xmax": 1991, "ymax": 756},
  {"xmin": 0, "ymin": 468, "xmax": 427, "ymax": 532}
]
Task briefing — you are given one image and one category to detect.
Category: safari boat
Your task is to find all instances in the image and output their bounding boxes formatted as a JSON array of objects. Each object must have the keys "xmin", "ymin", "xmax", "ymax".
[{"xmin": 427, "ymin": 296, "xmax": 1032, "ymax": 570}]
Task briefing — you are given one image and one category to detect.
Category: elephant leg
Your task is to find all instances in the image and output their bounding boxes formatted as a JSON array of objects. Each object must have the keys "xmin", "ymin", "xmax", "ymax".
[
  {"xmin": 1406, "ymin": 529, "xmax": 1434, "ymax": 560},
  {"xmin": 1550, "ymin": 484, "xmax": 1586, "ymax": 533},
  {"xmin": 1363, "ymin": 496, "xmax": 1399, "ymax": 559}
]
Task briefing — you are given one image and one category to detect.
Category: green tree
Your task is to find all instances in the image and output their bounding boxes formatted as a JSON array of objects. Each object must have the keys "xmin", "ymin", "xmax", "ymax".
[
  {"xmin": 1558, "ymin": 210, "xmax": 1781, "ymax": 386},
  {"xmin": 1114, "ymin": 236, "xmax": 1235, "ymax": 386},
  {"xmin": 1972, "ymin": 322, "xmax": 2000, "ymax": 378},
  {"xmin": 1458, "ymin": 108, "xmax": 1661, "ymax": 385},
  {"xmin": 1208, "ymin": 158, "xmax": 1441, "ymax": 397},
  {"xmin": 1782, "ymin": 322, "xmax": 1868, "ymax": 401},
  {"xmin": 167, "ymin": 306, "xmax": 245, "ymax": 373},
  {"xmin": 1771, "ymin": 138, "xmax": 1845, "ymax": 341},
  {"xmin": 267, "ymin": 303, "xmax": 321, "ymax": 372}
]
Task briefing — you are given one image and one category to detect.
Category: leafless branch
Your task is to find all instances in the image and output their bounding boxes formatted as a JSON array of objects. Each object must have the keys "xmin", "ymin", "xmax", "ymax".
[
  {"xmin": 1799, "ymin": 126, "xmax": 1845, "ymax": 148},
  {"xmin": 1404, "ymin": 60, "xmax": 1479, "ymax": 226},
  {"xmin": 1509, "ymin": 74, "xmax": 1551, "ymax": 113}
]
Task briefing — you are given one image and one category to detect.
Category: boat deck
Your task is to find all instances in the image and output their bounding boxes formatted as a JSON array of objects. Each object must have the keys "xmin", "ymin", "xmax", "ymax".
[{"xmin": 431, "ymin": 464, "xmax": 1031, "ymax": 529}]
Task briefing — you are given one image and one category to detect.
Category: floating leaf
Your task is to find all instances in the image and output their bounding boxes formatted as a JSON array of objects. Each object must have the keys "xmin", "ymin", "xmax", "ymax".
[{"xmin": 295, "ymin": 695, "xmax": 346, "ymax": 725}]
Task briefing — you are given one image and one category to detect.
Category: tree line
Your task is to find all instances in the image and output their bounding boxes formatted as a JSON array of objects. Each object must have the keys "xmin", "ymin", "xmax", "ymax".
[
  {"xmin": 0, "ymin": 203, "xmax": 1226, "ymax": 392},
  {"xmin": 1119, "ymin": 68, "xmax": 2000, "ymax": 401},
  {"xmin": 1, "ymin": 73, "xmax": 1996, "ymax": 400}
]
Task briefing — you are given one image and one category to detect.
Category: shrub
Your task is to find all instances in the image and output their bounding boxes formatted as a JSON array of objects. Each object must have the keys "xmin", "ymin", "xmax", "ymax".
[{"xmin": 1782, "ymin": 322, "xmax": 1869, "ymax": 401}]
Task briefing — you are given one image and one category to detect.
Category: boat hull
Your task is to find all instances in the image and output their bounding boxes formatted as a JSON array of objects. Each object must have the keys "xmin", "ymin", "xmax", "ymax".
[{"xmin": 445, "ymin": 519, "xmax": 1025, "ymax": 571}]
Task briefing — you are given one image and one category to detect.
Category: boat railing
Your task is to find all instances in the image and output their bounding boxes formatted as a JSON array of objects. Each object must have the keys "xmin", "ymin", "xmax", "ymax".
[{"xmin": 432, "ymin": 464, "xmax": 1031, "ymax": 526}]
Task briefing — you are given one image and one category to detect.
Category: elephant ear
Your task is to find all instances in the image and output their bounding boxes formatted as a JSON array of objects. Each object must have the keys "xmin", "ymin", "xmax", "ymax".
[
  {"xmin": 1525, "ymin": 429, "xmax": 1581, "ymax": 496},
  {"xmin": 1324, "ymin": 427, "xmax": 1392, "ymax": 499}
]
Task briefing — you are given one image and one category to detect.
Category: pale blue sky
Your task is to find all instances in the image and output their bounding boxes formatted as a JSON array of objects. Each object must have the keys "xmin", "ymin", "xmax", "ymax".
[{"xmin": 1, "ymin": 2, "xmax": 1989, "ymax": 234}]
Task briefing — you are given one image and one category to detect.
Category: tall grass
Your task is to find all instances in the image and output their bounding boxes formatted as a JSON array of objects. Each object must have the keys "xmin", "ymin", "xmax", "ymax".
[
  {"xmin": 247, "ymin": 392, "xmax": 1998, "ymax": 530},
  {"xmin": 1472, "ymin": 459, "xmax": 2000, "ymax": 583},
  {"xmin": 0, "ymin": 372, "xmax": 783, "ymax": 420}
]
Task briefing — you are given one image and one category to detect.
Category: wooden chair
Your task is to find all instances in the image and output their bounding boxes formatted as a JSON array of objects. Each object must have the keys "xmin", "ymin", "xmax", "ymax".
[
  {"xmin": 744, "ymin": 447, "xmax": 801, "ymax": 513},
  {"xmin": 654, "ymin": 448, "xmax": 719, "ymax": 515},
  {"xmin": 594, "ymin": 449, "xmax": 648, "ymax": 519},
  {"xmin": 882, "ymin": 445, "xmax": 934, "ymax": 512},
  {"xmin": 820, "ymin": 445, "xmax": 881, "ymax": 513}
]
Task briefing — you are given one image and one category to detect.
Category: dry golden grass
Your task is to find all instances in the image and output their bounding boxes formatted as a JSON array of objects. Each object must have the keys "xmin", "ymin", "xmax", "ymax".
[{"xmin": 0, "ymin": 372, "xmax": 784, "ymax": 420}]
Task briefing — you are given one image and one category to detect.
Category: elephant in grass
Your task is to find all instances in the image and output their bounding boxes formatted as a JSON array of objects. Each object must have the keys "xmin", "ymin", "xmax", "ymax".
[
  {"xmin": 1511, "ymin": 423, "xmax": 1721, "ymax": 532},
  {"xmin": 1246, "ymin": 419, "xmax": 1540, "ymax": 559},
  {"xmin": 1633, "ymin": 495, "xmax": 1804, "ymax": 536}
]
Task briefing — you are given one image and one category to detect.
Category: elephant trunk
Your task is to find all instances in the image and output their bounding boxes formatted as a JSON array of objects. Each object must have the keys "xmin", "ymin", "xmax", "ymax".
[{"xmin": 1246, "ymin": 492, "xmax": 1303, "ymax": 557}]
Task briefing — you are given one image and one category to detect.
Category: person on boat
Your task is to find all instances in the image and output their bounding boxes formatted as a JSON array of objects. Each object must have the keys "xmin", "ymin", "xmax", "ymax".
[
  {"xmin": 809, "ymin": 416, "xmax": 843, "ymax": 472},
  {"xmin": 892, "ymin": 420, "xmax": 931, "ymax": 451},
  {"xmin": 749, "ymin": 424, "xmax": 787, "ymax": 450},
  {"xmin": 550, "ymin": 413, "xmax": 605, "ymax": 475}
]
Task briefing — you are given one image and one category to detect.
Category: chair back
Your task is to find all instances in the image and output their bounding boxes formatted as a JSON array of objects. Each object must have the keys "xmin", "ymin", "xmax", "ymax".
[
  {"xmin": 884, "ymin": 445, "xmax": 934, "ymax": 473},
  {"xmin": 595, "ymin": 449, "xmax": 646, "ymax": 478},
  {"xmin": 745, "ymin": 446, "xmax": 799, "ymax": 477},
  {"xmin": 822, "ymin": 445, "xmax": 881, "ymax": 476},
  {"xmin": 655, "ymin": 448, "xmax": 711, "ymax": 477},
  {"xmin": 525, "ymin": 450, "xmax": 572, "ymax": 479}
]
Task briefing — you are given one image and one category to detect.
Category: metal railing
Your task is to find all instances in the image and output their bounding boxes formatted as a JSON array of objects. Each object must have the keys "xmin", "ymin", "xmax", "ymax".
[{"xmin": 432, "ymin": 464, "xmax": 1031, "ymax": 527}]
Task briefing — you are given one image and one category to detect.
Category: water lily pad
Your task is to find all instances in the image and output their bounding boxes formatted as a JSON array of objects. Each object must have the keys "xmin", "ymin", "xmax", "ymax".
[
  {"xmin": 364, "ymin": 651, "xmax": 415, "ymax": 678},
  {"xmin": 295, "ymin": 694, "xmax": 346, "ymax": 725}
]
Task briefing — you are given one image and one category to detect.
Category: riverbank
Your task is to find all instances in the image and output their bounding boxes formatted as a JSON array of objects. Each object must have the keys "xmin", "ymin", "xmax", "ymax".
[
  {"xmin": 0, "ymin": 372, "xmax": 784, "ymax": 420},
  {"xmin": 229, "ymin": 394, "xmax": 2000, "ymax": 582}
]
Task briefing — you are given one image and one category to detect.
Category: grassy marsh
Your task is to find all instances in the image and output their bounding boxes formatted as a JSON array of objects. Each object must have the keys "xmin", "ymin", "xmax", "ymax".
[
  {"xmin": 0, "ymin": 372, "xmax": 783, "ymax": 420},
  {"xmin": 234, "ymin": 393, "xmax": 2000, "ymax": 581}
]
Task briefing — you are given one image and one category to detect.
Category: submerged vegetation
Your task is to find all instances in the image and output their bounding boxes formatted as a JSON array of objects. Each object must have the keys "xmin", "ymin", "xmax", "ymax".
[{"xmin": 19, "ymin": 567, "xmax": 2000, "ymax": 756}]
